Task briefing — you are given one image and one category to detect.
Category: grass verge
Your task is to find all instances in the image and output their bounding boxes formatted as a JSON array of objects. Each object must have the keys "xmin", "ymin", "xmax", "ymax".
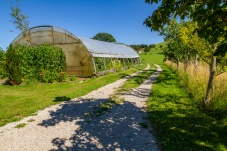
[{"xmin": 147, "ymin": 66, "xmax": 227, "ymax": 151}]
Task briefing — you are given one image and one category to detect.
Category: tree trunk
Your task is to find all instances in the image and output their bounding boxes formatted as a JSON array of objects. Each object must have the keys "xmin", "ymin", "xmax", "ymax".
[
  {"xmin": 24, "ymin": 30, "xmax": 31, "ymax": 45},
  {"xmin": 194, "ymin": 51, "xmax": 198, "ymax": 73},
  {"xmin": 203, "ymin": 56, "xmax": 216, "ymax": 107},
  {"xmin": 184, "ymin": 49, "xmax": 189, "ymax": 71},
  {"xmin": 176, "ymin": 58, "xmax": 179, "ymax": 69}
]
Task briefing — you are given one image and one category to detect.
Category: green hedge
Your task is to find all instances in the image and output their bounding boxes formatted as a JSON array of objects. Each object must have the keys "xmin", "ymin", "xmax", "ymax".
[
  {"xmin": 0, "ymin": 48, "xmax": 6, "ymax": 79},
  {"xmin": 5, "ymin": 44, "xmax": 66, "ymax": 85}
]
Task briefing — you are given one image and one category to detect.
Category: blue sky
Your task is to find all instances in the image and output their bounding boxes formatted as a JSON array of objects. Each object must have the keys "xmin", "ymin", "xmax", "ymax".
[{"xmin": 0, "ymin": 0, "xmax": 163, "ymax": 50}]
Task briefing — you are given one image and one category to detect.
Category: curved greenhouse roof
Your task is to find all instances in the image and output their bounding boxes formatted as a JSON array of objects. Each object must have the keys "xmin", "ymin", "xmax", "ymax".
[
  {"xmin": 11, "ymin": 25, "xmax": 140, "ymax": 77},
  {"xmin": 12, "ymin": 26, "xmax": 139, "ymax": 58},
  {"xmin": 79, "ymin": 37, "xmax": 139, "ymax": 58}
]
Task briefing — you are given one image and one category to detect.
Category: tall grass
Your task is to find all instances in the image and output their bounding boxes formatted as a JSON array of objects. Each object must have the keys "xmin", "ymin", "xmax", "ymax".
[
  {"xmin": 166, "ymin": 61, "xmax": 227, "ymax": 119},
  {"xmin": 147, "ymin": 66, "xmax": 227, "ymax": 151},
  {"xmin": 141, "ymin": 52, "xmax": 227, "ymax": 150}
]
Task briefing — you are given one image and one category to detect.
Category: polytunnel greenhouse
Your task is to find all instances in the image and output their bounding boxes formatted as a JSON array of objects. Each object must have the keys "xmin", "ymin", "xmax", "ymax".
[{"xmin": 11, "ymin": 25, "xmax": 140, "ymax": 77}]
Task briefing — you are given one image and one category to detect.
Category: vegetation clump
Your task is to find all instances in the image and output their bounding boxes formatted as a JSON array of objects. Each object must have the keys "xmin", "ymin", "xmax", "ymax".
[
  {"xmin": 15, "ymin": 123, "xmax": 26, "ymax": 129},
  {"xmin": 93, "ymin": 32, "xmax": 116, "ymax": 42},
  {"xmin": 5, "ymin": 44, "xmax": 66, "ymax": 85}
]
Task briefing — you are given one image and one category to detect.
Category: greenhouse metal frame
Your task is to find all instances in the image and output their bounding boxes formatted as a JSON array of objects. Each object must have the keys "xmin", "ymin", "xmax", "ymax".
[{"xmin": 12, "ymin": 25, "xmax": 141, "ymax": 77}]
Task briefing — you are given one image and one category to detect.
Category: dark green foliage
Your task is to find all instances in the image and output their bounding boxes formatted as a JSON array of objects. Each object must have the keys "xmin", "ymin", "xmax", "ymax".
[
  {"xmin": 5, "ymin": 45, "xmax": 23, "ymax": 85},
  {"xmin": 5, "ymin": 44, "xmax": 66, "ymax": 85},
  {"xmin": 144, "ymin": 46, "xmax": 150, "ymax": 52},
  {"xmin": 0, "ymin": 48, "xmax": 6, "ymax": 78},
  {"xmin": 56, "ymin": 72, "xmax": 68, "ymax": 82},
  {"xmin": 69, "ymin": 75, "xmax": 77, "ymax": 81},
  {"xmin": 130, "ymin": 44, "xmax": 155, "ymax": 52},
  {"xmin": 93, "ymin": 32, "xmax": 116, "ymax": 42},
  {"xmin": 216, "ymin": 42, "xmax": 227, "ymax": 73},
  {"xmin": 130, "ymin": 45, "xmax": 142, "ymax": 51},
  {"xmin": 38, "ymin": 70, "xmax": 57, "ymax": 83},
  {"xmin": 144, "ymin": 0, "xmax": 227, "ymax": 44}
]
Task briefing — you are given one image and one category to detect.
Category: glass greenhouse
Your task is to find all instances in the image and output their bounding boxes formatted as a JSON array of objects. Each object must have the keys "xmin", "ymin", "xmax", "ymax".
[{"xmin": 12, "ymin": 25, "xmax": 140, "ymax": 77}]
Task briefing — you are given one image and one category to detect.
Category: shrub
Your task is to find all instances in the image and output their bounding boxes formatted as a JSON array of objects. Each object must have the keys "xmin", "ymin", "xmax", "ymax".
[
  {"xmin": 39, "ymin": 70, "xmax": 58, "ymax": 83},
  {"xmin": 56, "ymin": 72, "xmax": 68, "ymax": 82},
  {"xmin": 5, "ymin": 45, "xmax": 23, "ymax": 85},
  {"xmin": 69, "ymin": 75, "xmax": 77, "ymax": 81},
  {"xmin": 34, "ymin": 44, "xmax": 66, "ymax": 74},
  {"xmin": 5, "ymin": 44, "xmax": 66, "ymax": 85}
]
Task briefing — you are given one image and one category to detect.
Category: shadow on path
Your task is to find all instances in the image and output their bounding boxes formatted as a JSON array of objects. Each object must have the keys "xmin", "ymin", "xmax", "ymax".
[{"xmin": 39, "ymin": 98, "xmax": 157, "ymax": 150}]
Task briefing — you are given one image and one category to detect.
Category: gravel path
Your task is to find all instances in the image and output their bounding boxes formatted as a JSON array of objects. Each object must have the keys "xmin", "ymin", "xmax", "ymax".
[{"xmin": 0, "ymin": 64, "xmax": 162, "ymax": 151}]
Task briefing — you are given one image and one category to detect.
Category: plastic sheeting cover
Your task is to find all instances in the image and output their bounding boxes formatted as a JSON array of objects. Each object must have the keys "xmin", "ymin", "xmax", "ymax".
[
  {"xmin": 79, "ymin": 37, "xmax": 139, "ymax": 59},
  {"xmin": 11, "ymin": 25, "xmax": 81, "ymax": 44}
]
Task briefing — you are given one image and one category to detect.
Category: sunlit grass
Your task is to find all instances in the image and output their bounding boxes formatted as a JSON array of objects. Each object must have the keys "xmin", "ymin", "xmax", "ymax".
[
  {"xmin": 0, "ymin": 65, "xmax": 146, "ymax": 127},
  {"xmin": 140, "ymin": 49, "xmax": 164, "ymax": 66},
  {"xmin": 147, "ymin": 66, "xmax": 227, "ymax": 151}
]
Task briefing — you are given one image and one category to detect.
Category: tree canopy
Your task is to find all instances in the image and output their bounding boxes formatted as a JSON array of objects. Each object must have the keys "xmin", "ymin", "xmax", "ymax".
[
  {"xmin": 92, "ymin": 32, "xmax": 116, "ymax": 42},
  {"xmin": 130, "ymin": 44, "xmax": 155, "ymax": 52},
  {"xmin": 144, "ymin": 0, "xmax": 227, "ymax": 106},
  {"xmin": 144, "ymin": 0, "xmax": 227, "ymax": 44}
]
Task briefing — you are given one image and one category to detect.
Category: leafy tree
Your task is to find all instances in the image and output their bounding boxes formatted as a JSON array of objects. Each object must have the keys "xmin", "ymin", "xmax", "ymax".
[
  {"xmin": 130, "ymin": 44, "xmax": 155, "ymax": 52},
  {"xmin": 93, "ymin": 32, "xmax": 116, "ymax": 42},
  {"xmin": 144, "ymin": 44, "xmax": 156, "ymax": 52},
  {"xmin": 130, "ymin": 45, "xmax": 141, "ymax": 51},
  {"xmin": 161, "ymin": 20, "xmax": 185, "ymax": 68},
  {"xmin": 149, "ymin": 44, "xmax": 156, "ymax": 48},
  {"xmin": 144, "ymin": 0, "xmax": 227, "ymax": 107},
  {"xmin": 144, "ymin": 46, "xmax": 150, "ymax": 52}
]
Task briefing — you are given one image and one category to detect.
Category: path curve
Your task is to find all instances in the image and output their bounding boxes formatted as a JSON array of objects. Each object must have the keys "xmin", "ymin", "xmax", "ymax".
[{"xmin": 0, "ymin": 64, "xmax": 162, "ymax": 151}]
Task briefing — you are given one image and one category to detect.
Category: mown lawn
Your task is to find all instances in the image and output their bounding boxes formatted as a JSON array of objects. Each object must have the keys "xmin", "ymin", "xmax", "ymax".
[
  {"xmin": 0, "ymin": 65, "xmax": 146, "ymax": 127},
  {"xmin": 141, "ymin": 48, "xmax": 227, "ymax": 151}
]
